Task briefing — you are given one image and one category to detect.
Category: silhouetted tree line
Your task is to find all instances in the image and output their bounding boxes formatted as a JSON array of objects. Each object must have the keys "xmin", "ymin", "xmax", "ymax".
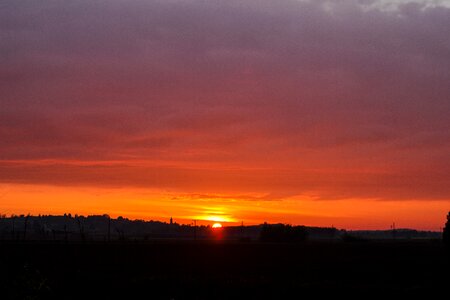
[
  {"xmin": 0, "ymin": 214, "xmax": 445, "ymax": 242},
  {"xmin": 259, "ymin": 223, "xmax": 308, "ymax": 243},
  {"xmin": 0, "ymin": 214, "xmax": 211, "ymax": 241},
  {"xmin": 444, "ymin": 211, "xmax": 450, "ymax": 248}
]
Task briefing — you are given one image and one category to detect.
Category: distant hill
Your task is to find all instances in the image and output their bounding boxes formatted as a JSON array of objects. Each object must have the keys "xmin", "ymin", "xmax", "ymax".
[{"xmin": 345, "ymin": 229, "xmax": 441, "ymax": 240}]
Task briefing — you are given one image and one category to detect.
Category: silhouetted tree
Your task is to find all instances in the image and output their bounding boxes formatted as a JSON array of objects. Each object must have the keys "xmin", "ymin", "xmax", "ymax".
[{"xmin": 443, "ymin": 211, "xmax": 450, "ymax": 248}]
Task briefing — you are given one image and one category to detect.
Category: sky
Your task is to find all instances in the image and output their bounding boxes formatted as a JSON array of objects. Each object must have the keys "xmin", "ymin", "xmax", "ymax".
[{"xmin": 1, "ymin": 0, "xmax": 449, "ymax": 230}]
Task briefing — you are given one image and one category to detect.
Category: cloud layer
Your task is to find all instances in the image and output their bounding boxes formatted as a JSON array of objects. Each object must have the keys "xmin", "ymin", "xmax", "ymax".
[{"xmin": 1, "ymin": 0, "xmax": 450, "ymax": 201}]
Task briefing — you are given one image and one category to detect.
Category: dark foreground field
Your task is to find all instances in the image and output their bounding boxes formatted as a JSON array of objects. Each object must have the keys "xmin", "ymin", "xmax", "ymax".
[{"xmin": 0, "ymin": 240, "xmax": 448, "ymax": 299}]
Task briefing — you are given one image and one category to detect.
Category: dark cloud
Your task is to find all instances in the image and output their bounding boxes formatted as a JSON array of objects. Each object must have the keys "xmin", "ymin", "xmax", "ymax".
[{"xmin": 1, "ymin": 0, "xmax": 450, "ymax": 201}]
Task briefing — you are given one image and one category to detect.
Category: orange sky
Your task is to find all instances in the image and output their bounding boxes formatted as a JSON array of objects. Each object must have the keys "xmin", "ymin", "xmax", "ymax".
[{"xmin": 1, "ymin": 1, "xmax": 449, "ymax": 230}]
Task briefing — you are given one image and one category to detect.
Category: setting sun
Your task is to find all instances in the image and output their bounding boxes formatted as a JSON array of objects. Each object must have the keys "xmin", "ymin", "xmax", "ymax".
[{"xmin": 212, "ymin": 223, "xmax": 222, "ymax": 229}]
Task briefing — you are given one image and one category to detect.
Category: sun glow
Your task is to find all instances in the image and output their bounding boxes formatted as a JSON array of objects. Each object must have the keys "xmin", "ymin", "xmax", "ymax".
[
  {"xmin": 195, "ymin": 213, "xmax": 234, "ymax": 223},
  {"xmin": 212, "ymin": 223, "xmax": 222, "ymax": 228}
]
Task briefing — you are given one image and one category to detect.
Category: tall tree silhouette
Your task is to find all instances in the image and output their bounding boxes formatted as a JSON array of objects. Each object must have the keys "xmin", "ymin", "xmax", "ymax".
[{"xmin": 443, "ymin": 211, "xmax": 450, "ymax": 248}]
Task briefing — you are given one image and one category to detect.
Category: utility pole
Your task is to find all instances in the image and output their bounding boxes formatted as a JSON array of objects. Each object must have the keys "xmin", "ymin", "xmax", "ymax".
[
  {"xmin": 108, "ymin": 216, "xmax": 111, "ymax": 242},
  {"xmin": 391, "ymin": 222, "xmax": 396, "ymax": 240},
  {"xmin": 193, "ymin": 220, "xmax": 197, "ymax": 241},
  {"xmin": 11, "ymin": 216, "xmax": 15, "ymax": 240},
  {"xmin": 23, "ymin": 214, "xmax": 29, "ymax": 240}
]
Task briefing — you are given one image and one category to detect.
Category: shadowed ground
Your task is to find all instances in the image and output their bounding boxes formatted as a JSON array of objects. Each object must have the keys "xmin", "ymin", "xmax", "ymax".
[{"xmin": 0, "ymin": 240, "xmax": 448, "ymax": 299}]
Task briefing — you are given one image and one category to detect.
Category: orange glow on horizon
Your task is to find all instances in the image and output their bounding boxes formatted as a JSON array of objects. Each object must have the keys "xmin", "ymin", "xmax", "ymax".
[
  {"xmin": 0, "ymin": 183, "xmax": 448, "ymax": 231},
  {"xmin": 212, "ymin": 223, "xmax": 222, "ymax": 228}
]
